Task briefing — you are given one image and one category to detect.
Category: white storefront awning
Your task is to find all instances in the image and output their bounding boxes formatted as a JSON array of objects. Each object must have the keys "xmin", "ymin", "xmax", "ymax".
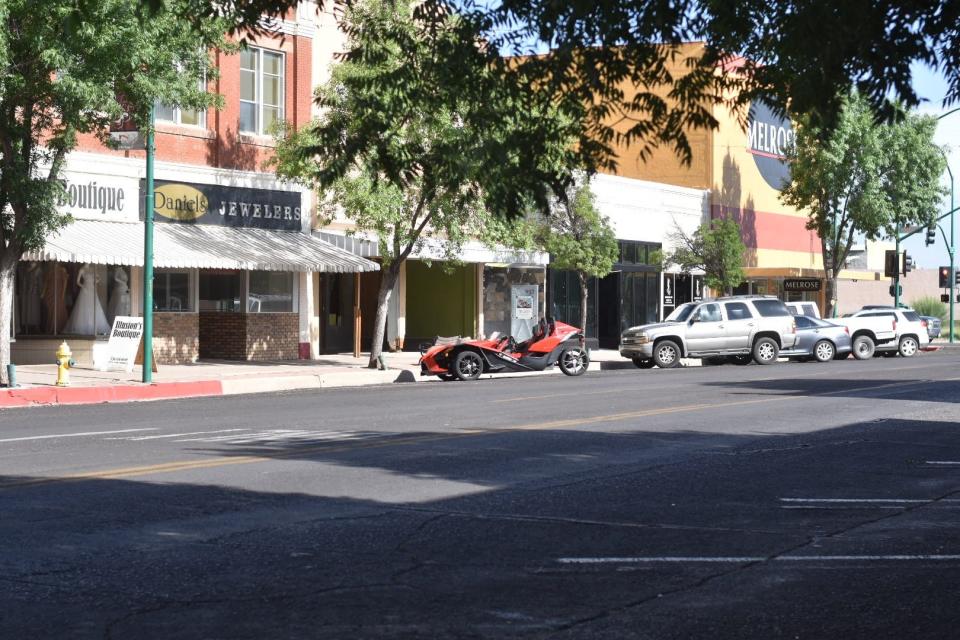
[
  {"xmin": 315, "ymin": 231, "xmax": 550, "ymax": 266},
  {"xmin": 23, "ymin": 220, "xmax": 380, "ymax": 273}
]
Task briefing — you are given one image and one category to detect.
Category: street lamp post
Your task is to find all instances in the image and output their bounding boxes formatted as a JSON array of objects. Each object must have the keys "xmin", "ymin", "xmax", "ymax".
[
  {"xmin": 937, "ymin": 107, "xmax": 959, "ymax": 343},
  {"xmin": 142, "ymin": 105, "xmax": 155, "ymax": 383}
]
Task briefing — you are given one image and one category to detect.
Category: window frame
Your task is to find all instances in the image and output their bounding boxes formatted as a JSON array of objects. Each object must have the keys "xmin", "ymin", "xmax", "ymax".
[
  {"xmin": 155, "ymin": 69, "xmax": 207, "ymax": 128},
  {"xmin": 153, "ymin": 269, "xmax": 196, "ymax": 313},
  {"xmin": 246, "ymin": 270, "xmax": 299, "ymax": 313},
  {"xmin": 239, "ymin": 46, "xmax": 286, "ymax": 136}
]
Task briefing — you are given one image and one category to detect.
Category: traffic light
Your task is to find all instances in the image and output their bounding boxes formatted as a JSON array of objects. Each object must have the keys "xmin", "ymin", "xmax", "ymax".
[
  {"xmin": 884, "ymin": 249, "xmax": 899, "ymax": 278},
  {"xmin": 942, "ymin": 294, "xmax": 950, "ymax": 303},
  {"xmin": 926, "ymin": 225, "xmax": 937, "ymax": 246},
  {"xmin": 955, "ymin": 269, "xmax": 960, "ymax": 286},
  {"xmin": 940, "ymin": 266, "xmax": 952, "ymax": 289},
  {"xmin": 889, "ymin": 283, "xmax": 902, "ymax": 298},
  {"xmin": 902, "ymin": 252, "xmax": 914, "ymax": 275}
]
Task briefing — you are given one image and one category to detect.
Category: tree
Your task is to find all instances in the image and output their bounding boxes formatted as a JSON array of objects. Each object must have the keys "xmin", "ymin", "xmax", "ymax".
[
  {"xmin": 537, "ymin": 183, "xmax": 618, "ymax": 333},
  {"xmin": 0, "ymin": 0, "xmax": 226, "ymax": 382},
  {"xmin": 178, "ymin": 0, "xmax": 960, "ymax": 167},
  {"xmin": 665, "ymin": 218, "xmax": 746, "ymax": 296},
  {"xmin": 273, "ymin": 0, "xmax": 579, "ymax": 368},
  {"xmin": 780, "ymin": 93, "xmax": 946, "ymax": 318}
]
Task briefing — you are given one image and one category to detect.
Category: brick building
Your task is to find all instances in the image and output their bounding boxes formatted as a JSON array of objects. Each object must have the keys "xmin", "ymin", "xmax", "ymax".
[{"xmin": 12, "ymin": 4, "xmax": 378, "ymax": 367}]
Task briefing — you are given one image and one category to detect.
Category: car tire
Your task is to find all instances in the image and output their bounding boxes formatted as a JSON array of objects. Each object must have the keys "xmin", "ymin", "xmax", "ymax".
[
  {"xmin": 559, "ymin": 348, "xmax": 589, "ymax": 376},
  {"xmin": 752, "ymin": 337, "xmax": 779, "ymax": 365},
  {"xmin": 898, "ymin": 336, "xmax": 919, "ymax": 358},
  {"xmin": 852, "ymin": 335, "xmax": 875, "ymax": 360},
  {"xmin": 653, "ymin": 340, "xmax": 681, "ymax": 369},
  {"xmin": 812, "ymin": 339, "xmax": 836, "ymax": 363},
  {"xmin": 452, "ymin": 350, "xmax": 483, "ymax": 381},
  {"xmin": 632, "ymin": 357, "xmax": 656, "ymax": 369},
  {"xmin": 730, "ymin": 354, "xmax": 753, "ymax": 366}
]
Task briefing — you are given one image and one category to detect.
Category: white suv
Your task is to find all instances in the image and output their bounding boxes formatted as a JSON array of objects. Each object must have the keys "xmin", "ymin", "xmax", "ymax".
[
  {"xmin": 620, "ymin": 296, "xmax": 798, "ymax": 368},
  {"xmin": 846, "ymin": 306, "xmax": 929, "ymax": 357}
]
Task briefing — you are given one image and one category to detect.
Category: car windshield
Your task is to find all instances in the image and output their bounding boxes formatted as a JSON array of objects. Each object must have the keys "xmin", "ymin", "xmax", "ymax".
[{"xmin": 666, "ymin": 304, "xmax": 695, "ymax": 322}]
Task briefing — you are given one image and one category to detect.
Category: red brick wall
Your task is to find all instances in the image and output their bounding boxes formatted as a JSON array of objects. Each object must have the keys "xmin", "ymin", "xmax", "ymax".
[
  {"xmin": 154, "ymin": 312, "xmax": 199, "ymax": 364},
  {"xmin": 199, "ymin": 312, "xmax": 247, "ymax": 360},
  {"xmin": 246, "ymin": 313, "xmax": 299, "ymax": 360},
  {"xmin": 74, "ymin": 28, "xmax": 314, "ymax": 176},
  {"xmin": 198, "ymin": 311, "xmax": 299, "ymax": 360}
]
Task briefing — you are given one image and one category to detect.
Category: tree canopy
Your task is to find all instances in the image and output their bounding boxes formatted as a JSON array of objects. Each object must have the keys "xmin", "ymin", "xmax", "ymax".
[
  {"xmin": 0, "ymin": 0, "xmax": 227, "ymax": 381},
  {"xmin": 274, "ymin": 0, "xmax": 580, "ymax": 365},
  {"xmin": 780, "ymin": 93, "xmax": 946, "ymax": 316},
  {"xmin": 665, "ymin": 218, "xmax": 746, "ymax": 296}
]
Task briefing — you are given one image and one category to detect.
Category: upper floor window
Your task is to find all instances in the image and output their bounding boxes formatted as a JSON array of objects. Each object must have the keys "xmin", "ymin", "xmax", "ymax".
[
  {"xmin": 240, "ymin": 47, "xmax": 284, "ymax": 135},
  {"xmin": 155, "ymin": 71, "xmax": 207, "ymax": 128}
]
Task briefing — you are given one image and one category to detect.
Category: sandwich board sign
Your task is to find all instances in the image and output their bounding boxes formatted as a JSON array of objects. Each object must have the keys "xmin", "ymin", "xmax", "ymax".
[{"xmin": 99, "ymin": 316, "xmax": 145, "ymax": 372}]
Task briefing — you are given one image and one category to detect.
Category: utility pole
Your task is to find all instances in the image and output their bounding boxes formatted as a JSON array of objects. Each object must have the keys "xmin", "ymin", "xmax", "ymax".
[
  {"xmin": 936, "ymin": 107, "xmax": 959, "ymax": 343},
  {"xmin": 142, "ymin": 105, "xmax": 155, "ymax": 383}
]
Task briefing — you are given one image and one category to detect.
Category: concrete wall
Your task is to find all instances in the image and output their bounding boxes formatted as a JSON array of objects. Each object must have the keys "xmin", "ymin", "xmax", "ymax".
[{"xmin": 836, "ymin": 268, "xmax": 942, "ymax": 315}]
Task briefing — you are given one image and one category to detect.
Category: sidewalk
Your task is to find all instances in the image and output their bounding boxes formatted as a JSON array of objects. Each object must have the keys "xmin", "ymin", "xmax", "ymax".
[{"xmin": 0, "ymin": 349, "xmax": 631, "ymax": 409}]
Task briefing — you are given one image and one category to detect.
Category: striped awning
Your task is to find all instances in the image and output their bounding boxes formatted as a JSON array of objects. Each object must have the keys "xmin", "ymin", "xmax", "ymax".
[
  {"xmin": 23, "ymin": 220, "xmax": 380, "ymax": 273},
  {"xmin": 315, "ymin": 230, "xmax": 550, "ymax": 266}
]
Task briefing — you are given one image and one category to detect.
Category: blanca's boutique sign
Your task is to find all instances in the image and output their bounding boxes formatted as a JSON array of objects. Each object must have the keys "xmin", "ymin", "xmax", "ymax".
[
  {"xmin": 56, "ymin": 172, "xmax": 140, "ymax": 223},
  {"xmin": 144, "ymin": 179, "xmax": 303, "ymax": 231},
  {"xmin": 746, "ymin": 100, "xmax": 794, "ymax": 192}
]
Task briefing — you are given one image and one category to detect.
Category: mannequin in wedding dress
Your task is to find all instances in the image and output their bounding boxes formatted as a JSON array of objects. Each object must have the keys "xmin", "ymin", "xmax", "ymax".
[
  {"xmin": 107, "ymin": 268, "xmax": 131, "ymax": 325},
  {"xmin": 63, "ymin": 264, "xmax": 111, "ymax": 335}
]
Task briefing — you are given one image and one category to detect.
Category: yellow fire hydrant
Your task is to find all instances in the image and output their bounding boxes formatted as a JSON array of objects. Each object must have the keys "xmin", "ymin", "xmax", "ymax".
[{"xmin": 55, "ymin": 341, "xmax": 75, "ymax": 387}]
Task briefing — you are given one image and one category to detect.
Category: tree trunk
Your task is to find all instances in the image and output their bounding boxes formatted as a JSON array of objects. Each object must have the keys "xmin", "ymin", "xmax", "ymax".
[
  {"xmin": 367, "ymin": 262, "xmax": 401, "ymax": 368},
  {"xmin": 825, "ymin": 275, "xmax": 839, "ymax": 319},
  {"xmin": 0, "ymin": 261, "xmax": 17, "ymax": 385},
  {"xmin": 578, "ymin": 272, "xmax": 588, "ymax": 334}
]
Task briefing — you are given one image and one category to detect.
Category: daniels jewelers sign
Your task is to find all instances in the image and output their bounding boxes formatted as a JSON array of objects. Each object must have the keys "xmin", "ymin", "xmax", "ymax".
[
  {"xmin": 746, "ymin": 100, "xmax": 794, "ymax": 192},
  {"xmin": 142, "ymin": 179, "xmax": 303, "ymax": 231}
]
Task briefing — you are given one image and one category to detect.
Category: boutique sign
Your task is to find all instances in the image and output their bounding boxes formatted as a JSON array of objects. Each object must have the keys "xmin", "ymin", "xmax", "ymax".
[
  {"xmin": 144, "ymin": 179, "xmax": 303, "ymax": 231},
  {"xmin": 57, "ymin": 173, "xmax": 139, "ymax": 223},
  {"xmin": 746, "ymin": 100, "xmax": 794, "ymax": 192}
]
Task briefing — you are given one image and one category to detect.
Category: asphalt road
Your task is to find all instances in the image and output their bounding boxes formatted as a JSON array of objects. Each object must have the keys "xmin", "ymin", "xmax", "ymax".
[{"xmin": 3, "ymin": 351, "xmax": 960, "ymax": 639}]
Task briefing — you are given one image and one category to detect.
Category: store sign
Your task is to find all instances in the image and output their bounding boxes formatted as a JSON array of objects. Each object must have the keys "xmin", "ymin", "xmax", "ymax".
[
  {"xmin": 57, "ymin": 173, "xmax": 140, "ymax": 223},
  {"xmin": 662, "ymin": 273, "xmax": 675, "ymax": 307},
  {"xmin": 783, "ymin": 278, "xmax": 821, "ymax": 292},
  {"xmin": 692, "ymin": 275, "xmax": 705, "ymax": 302},
  {"xmin": 100, "ymin": 316, "xmax": 144, "ymax": 373},
  {"xmin": 747, "ymin": 100, "xmax": 794, "ymax": 191},
  {"xmin": 145, "ymin": 179, "xmax": 303, "ymax": 231},
  {"xmin": 511, "ymin": 284, "xmax": 539, "ymax": 341}
]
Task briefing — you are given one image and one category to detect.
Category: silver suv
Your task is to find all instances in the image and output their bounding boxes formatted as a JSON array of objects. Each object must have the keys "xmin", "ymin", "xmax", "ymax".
[{"xmin": 620, "ymin": 296, "xmax": 798, "ymax": 369}]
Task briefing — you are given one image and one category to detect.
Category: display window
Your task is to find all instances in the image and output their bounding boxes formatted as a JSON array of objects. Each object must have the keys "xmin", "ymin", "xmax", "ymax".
[
  {"xmin": 154, "ymin": 270, "xmax": 194, "ymax": 312},
  {"xmin": 16, "ymin": 261, "xmax": 131, "ymax": 337},
  {"xmin": 248, "ymin": 271, "xmax": 295, "ymax": 313},
  {"xmin": 199, "ymin": 270, "xmax": 243, "ymax": 312}
]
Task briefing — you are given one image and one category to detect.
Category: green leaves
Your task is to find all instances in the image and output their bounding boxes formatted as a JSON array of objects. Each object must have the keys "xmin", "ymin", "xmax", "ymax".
[
  {"xmin": 539, "ymin": 183, "xmax": 618, "ymax": 279},
  {"xmin": 781, "ymin": 93, "xmax": 946, "ymax": 278},
  {"xmin": 665, "ymin": 218, "xmax": 745, "ymax": 295}
]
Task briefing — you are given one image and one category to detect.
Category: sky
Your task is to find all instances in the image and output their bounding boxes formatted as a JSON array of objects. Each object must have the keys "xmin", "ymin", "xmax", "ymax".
[{"xmin": 900, "ymin": 62, "xmax": 959, "ymax": 269}]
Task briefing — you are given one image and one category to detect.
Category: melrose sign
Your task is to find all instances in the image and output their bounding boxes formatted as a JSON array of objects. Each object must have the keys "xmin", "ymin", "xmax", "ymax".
[
  {"xmin": 746, "ymin": 100, "xmax": 794, "ymax": 192},
  {"xmin": 141, "ymin": 179, "xmax": 303, "ymax": 231}
]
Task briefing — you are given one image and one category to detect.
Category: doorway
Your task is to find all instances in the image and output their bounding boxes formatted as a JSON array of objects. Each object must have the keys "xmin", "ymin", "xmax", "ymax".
[{"xmin": 319, "ymin": 273, "xmax": 354, "ymax": 353}]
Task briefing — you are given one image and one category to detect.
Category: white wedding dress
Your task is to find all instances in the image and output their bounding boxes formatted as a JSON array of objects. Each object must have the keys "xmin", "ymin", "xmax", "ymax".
[
  {"xmin": 107, "ymin": 269, "xmax": 131, "ymax": 325},
  {"xmin": 63, "ymin": 265, "xmax": 111, "ymax": 335}
]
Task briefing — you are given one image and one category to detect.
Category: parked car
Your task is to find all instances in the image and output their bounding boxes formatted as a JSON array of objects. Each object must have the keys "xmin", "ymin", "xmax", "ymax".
[
  {"xmin": 834, "ymin": 313, "xmax": 898, "ymax": 360},
  {"xmin": 921, "ymin": 315, "xmax": 942, "ymax": 339},
  {"xmin": 785, "ymin": 301, "xmax": 821, "ymax": 319},
  {"xmin": 619, "ymin": 295, "xmax": 798, "ymax": 368},
  {"xmin": 844, "ymin": 306, "xmax": 929, "ymax": 357},
  {"xmin": 779, "ymin": 316, "xmax": 852, "ymax": 362}
]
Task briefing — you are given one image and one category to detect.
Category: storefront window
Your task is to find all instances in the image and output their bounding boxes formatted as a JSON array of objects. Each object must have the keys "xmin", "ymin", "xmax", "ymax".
[
  {"xmin": 199, "ymin": 271, "xmax": 242, "ymax": 312},
  {"xmin": 16, "ymin": 262, "xmax": 130, "ymax": 337},
  {"xmin": 154, "ymin": 270, "xmax": 193, "ymax": 312},
  {"xmin": 248, "ymin": 271, "xmax": 295, "ymax": 312}
]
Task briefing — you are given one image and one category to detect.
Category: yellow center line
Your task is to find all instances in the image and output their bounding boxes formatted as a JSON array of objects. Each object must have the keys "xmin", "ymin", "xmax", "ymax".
[{"xmin": 2, "ymin": 376, "xmax": 951, "ymax": 490}]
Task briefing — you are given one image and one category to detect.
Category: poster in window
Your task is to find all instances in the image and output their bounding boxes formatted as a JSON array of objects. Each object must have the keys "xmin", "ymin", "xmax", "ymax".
[
  {"xmin": 662, "ymin": 273, "xmax": 675, "ymax": 307},
  {"xmin": 692, "ymin": 275, "xmax": 705, "ymax": 302}
]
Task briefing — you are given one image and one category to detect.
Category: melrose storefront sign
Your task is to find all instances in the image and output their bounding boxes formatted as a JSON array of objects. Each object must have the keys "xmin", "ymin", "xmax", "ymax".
[
  {"xmin": 746, "ymin": 100, "xmax": 794, "ymax": 192},
  {"xmin": 143, "ymin": 179, "xmax": 302, "ymax": 231}
]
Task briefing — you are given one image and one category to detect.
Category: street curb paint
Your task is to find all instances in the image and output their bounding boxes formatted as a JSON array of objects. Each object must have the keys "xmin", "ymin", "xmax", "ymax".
[{"xmin": 0, "ymin": 380, "xmax": 224, "ymax": 409}]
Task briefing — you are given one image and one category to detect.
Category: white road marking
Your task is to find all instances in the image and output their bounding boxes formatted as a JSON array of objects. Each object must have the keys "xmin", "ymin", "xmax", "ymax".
[
  {"xmin": 926, "ymin": 461, "xmax": 960, "ymax": 466},
  {"xmin": 780, "ymin": 498, "xmax": 960, "ymax": 504},
  {"xmin": 117, "ymin": 429, "xmax": 248, "ymax": 441},
  {"xmin": 557, "ymin": 555, "xmax": 960, "ymax": 564},
  {"xmin": 0, "ymin": 428, "xmax": 156, "ymax": 444},
  {"xmin": 172, "ymin": 429, "xmax": 370, "ymax": 444}
]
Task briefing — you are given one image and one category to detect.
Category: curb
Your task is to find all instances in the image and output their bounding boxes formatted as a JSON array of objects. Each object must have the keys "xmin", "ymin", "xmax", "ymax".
[{"xmin": 0, "ymin": 380, "xmax": 223, "ymax": 409}]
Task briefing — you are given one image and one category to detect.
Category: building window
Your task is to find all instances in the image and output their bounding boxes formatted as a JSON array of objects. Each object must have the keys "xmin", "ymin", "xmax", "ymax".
[
  {"xmin": 240, "ymin": 47, "xmax": 284, "ymax": 135},
  {"xmin": 16, "ymin": 262, "xmax": 130, "ymax": 337},
  {"xmin": 154, "ymin": 270, "xmax": 193, "ymax": 312},
  {"xmin": 248, "ymin": 271, "xmax": 295, "ymax": 312},
  {"xmin": 199, "ymin": 270, "xmax": 243, "ymax": 312},
  {"xmin": 155, "ymin": 72, "xmax": 207, "ymax": 127},
  {"xmin": 618, "ymin": 240, "xmax": 661, "ymax": 267}
]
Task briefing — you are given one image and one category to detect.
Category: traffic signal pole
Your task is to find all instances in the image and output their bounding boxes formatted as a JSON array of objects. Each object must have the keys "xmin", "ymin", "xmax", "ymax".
[
  {"xmin": 894, "ymin": 224, "xmax": 901, "ymax": 308},
  {"xmin": 142, "ymin": 105, "xmax": 155, "ymax": 383}
]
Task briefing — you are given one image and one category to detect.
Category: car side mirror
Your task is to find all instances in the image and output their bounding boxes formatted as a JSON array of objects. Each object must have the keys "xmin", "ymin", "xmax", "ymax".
[{"xmin": 688, "ymin": 317, "xmax": 697, "ymax": 325}]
